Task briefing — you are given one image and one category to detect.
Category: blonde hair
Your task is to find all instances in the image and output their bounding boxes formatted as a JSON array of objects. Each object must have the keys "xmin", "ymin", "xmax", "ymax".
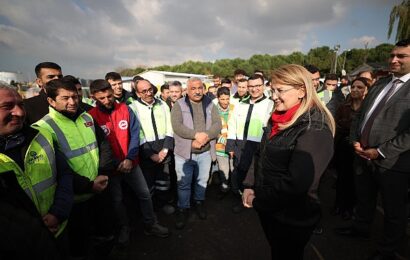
[{"xmin": 270, "ymin": 64, "xmax": 335, "ymax": 136}]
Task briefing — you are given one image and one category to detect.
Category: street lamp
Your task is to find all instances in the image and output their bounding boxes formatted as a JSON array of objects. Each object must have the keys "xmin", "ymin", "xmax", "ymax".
[
  {"xmin": 342, "ymin": 49, "xmax": 351, "ymax": 72},
  {"xmin": 333, "ymin": 44, "xmax": 340, "ymax": 74}
]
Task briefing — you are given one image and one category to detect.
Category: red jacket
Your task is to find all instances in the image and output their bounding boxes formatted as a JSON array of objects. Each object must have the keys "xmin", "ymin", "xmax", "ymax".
[{"xmin": 89, "ymin": 102, "xmax": 139, "ymax": 166}]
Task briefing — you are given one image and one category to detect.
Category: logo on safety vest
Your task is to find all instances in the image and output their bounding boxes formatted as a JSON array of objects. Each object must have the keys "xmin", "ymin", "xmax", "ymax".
[
  {"xmin": 101, "ymin": 125, "xmax": 110, "ymax": 136},
  {"xmin": 118, "ymin": 120, "xmax": 128, "ymax": 130},
  {"xmin": 84, "ymin": 121, "xmax": 94, "ymax": 127},
  {"xmin": 28, "ymin": 151, "xmax": 44, "ymax": 164}
]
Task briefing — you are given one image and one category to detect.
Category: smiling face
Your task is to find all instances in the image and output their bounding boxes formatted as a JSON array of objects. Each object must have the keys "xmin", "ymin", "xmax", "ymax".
[
  {"xmin": 48, "ymin": 88, "xmax": 79, "ymax": 115},
  {"xmin": 218, "ymin": 94, "xmax": 230, "ymax": 110},
  {"xmin": 0, "ymin": 89, "xmax": 25, "ymax": 136},
  {"xmin": 107, "ymin": 79, "xmax": 123, "ymax": 98},
  {"xmin": 271, "ymin": 83, "xmax": 305, "ymax": 112},
  {"xmin": 237, "ymin": 81, "xmax": 248, "ymax": 97},
  {"xmin": 350, "ymin": 80, "xmax": 367, "ymax": 100},
  {"xmin": 389, "ymin": 44, "xmax": 410, "ymax": 77},
  {"xmin": 136, "ymin": 80, "xmax": 155, "ymax": 104},
  {"xmin": 248, "ymin": 78, "xmax": 264, "ymax": 100}
]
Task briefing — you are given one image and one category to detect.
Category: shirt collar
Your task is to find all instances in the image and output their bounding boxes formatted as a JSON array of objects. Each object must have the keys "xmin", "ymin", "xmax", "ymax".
[{"xmin": 392, "ymin": 72, "xmax": 410, "ymax": 83}]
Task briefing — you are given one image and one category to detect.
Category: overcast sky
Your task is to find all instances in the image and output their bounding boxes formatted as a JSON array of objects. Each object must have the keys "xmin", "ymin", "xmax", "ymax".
[{"xmin": 0, "ymin": 0, "xmax": 401, "ymax": 80}]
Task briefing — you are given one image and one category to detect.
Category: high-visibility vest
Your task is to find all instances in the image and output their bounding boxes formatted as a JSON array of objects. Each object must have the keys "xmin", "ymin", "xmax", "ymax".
[
  {"xmin": 129, "ymin": 98, "xmax": 173, "ymax": 145},
  {"xmin": 0, "ymin": 128, "xmax": 67, "ymax": 236},
  {"xmin": 34, "ymin": 107, "xmax": 99, "ymax": 201},
  {"xmin": 227, "ymin": 96, "xmax": 274, "ymax": 142},
  {"xmin": 317, "ymin": 89, "xmax": 333, "ymax": 105}
]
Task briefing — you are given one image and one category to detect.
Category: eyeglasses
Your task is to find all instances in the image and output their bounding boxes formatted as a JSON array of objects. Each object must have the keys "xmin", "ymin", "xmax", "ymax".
[
  {"xmin": 271, "ymin": 87, "xmax": 295, "ymax": 96},
  {"xmin": 139, "ymin": 88, "xmax": 154, "ymax": 95},
  {"xmin": 248, "ymin": 84, "xmax": 263, "ymax": 89}
]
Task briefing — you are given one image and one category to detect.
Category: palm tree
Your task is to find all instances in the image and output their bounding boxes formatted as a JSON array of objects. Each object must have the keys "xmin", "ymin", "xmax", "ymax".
[{"xmin": 388, "ymin": 0, "xmax": 410, "ymax": 41}]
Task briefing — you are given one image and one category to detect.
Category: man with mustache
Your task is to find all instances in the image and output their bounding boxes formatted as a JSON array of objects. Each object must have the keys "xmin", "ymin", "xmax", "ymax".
[
  {"xmin": 0, "ymin": 84, "xmax": 73, "ymax": 258},
  {"xmin": 171, "ymin": 77, "xmax": 222, "ymax": 229},
  {"xmin": 34, "ymin": 78, "xmax": 114, "ymax": 258}
]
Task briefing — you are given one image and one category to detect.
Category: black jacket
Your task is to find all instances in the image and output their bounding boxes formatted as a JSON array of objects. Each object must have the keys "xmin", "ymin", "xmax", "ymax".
[
  {"xmin": 0, "ymin": 171, "xmax": 62, "ymax": 259},
  {"xmin": 23, "ymin": 89, "xmax": 49, "ymax": 125},
  {"xmin": 251, "ymin": 108, "xmax": 334, "ymax": 227}
]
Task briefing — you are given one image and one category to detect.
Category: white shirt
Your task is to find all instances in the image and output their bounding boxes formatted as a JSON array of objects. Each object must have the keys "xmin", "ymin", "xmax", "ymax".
[{"xmin": 361, "ymin": 73, "xmax": 410, "ymax": 134}]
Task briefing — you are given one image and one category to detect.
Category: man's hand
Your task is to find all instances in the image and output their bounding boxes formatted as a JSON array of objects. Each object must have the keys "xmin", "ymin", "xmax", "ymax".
[
  {"xmin": 242, "ymin": 188, "xmax": 255, "ymax": 208},
  {"xmin": 195, "ymin": 132, "xmax": 209, "ymax": 146},
  {"xmin": 43, "ymin": 213, "xmax": 59, "ymax": 234},
  {"xmin": 92, "ymin": 175, "xmax": 109, "ymax": 193},
  {"xmin": 229, "ymin": 151, "xmax": 234, "ymax": 159},
  {"xmin": 192, "ymin": 140, "xmax": 203, "ymax": 149},
  {"xmin": 353, "ymin": 142, "xmax": 380, "ymax": 160},
  {"xmin": 150, "ymin": 154, "xmax": 161, "ymax": 163},
  {"xmin": 158, "ymin": 149, "xmax": 168, "ymax": 162},
  {"xmin": 117, "ymin": 159, "xmax": 133, "ymax": 173}
]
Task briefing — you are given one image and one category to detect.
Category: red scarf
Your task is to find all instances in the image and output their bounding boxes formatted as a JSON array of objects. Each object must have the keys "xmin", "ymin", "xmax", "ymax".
[{"xmin": 270, "ymin": 103, "xmax": 301, "ymax": 138}]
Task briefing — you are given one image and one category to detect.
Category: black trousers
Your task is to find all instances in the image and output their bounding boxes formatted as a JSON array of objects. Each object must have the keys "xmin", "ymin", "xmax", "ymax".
[
  {"xmin": 140, "ymin": 160, "xmax": 172, "ymax": 208},
  {"xmin": 353, "ymin": 156, "xmax": 409, "ymax": 255},
  {"xmin": 67, "ymin": 191, "xmax": 114, "ymax": 258},
  {"xmin": 231, "ymin": 141, "xmax": 259, "ymax": 194},
  {"xmin": 334, "ymin": 140, "xmax": 356, "ymax": 212},
  {"xmin": 258, "ymin": 213, "xmax": 315, "ymax": 260}
]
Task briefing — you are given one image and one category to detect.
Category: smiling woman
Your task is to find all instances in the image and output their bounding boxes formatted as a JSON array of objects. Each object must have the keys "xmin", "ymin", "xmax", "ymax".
[{"xmin": 242, "ymin": 64, "xmax": 335, "ymax": 260}]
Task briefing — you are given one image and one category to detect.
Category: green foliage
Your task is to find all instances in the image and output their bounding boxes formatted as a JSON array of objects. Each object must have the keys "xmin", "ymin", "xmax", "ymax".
[
  {"xmin": 388, "ymin": 0, "xmax": 410, "ymax": 41},
  {"xmin": 119, "ymin": 43, "xmax": 395, "ymax": 77}
]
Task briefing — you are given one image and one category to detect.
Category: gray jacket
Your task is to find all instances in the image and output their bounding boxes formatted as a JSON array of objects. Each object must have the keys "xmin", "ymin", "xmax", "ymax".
[
  {"xmin": 172, "ymin": 96, "xmax": 220, "ymax": 161},
  {"xmin": 350, "ymin": 75, "xmax": 410, "ymax": 172}
]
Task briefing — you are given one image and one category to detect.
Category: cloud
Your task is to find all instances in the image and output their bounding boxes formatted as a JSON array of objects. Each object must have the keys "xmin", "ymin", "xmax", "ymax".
[
  {"xmin": 0, "ymin": 0, "xmax": 396, "ymax": 79},
  {"xmin": 349, "ymin": 36, "xmax": 379, "ymax": 48}
]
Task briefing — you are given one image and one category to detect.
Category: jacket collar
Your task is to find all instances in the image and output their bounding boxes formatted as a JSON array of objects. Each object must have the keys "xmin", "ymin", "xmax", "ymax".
[
  {"xmin": 136, "ymin": 96, "xmax": 162, "ymax": 107},
  {"xmin": 241, "ymin": 94, "xmax": 267, "ymax": 104}
]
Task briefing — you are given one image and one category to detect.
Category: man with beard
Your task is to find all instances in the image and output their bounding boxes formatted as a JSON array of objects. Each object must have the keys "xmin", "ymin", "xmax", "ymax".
[{"xmin": 89, "ymin": 79, "xmax": 169, "ymax": 246}]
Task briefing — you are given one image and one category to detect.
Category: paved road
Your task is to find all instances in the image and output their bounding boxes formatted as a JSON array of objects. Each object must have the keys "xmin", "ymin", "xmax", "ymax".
[{"xmin": 110, "ymin": 170, "xmax": 410, "ymax": 260}]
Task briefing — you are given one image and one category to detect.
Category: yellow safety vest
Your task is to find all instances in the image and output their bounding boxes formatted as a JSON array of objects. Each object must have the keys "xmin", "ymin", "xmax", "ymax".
[
  {"xmin": 34, "ymin": 107, "xmax": 99, "ymax": 201},
  {"xmin": 0, "ymin": 128, "xmax": 67, "ymax": 236}
]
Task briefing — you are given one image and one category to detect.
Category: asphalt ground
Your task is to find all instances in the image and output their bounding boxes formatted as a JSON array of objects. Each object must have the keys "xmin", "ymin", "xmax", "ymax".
[{"xmin": 109, "ymin": 170, "xmax": 410, "ymax": 260}]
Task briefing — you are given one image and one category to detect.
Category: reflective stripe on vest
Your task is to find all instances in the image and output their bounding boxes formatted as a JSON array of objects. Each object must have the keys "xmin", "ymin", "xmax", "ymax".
[
  {"xmin": 29, "ymin": 133, "xmax": 57, "ymax": 196},
  {"xmin": 43, "ymin": 114, "xmax": 98, "ymax": 160},
  {"xmin": 0, "ymin": 130, "xmax": 67, "ymax": 237},
  {"xmin": 0, "ymin": 154, "xmax": 36, "ymax": 205}
]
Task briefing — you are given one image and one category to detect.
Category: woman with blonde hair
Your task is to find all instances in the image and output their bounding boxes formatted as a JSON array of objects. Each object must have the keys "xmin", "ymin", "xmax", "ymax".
[{"xmin": 242, "ymin": 64, "xmax": 335, "ymax": 259}]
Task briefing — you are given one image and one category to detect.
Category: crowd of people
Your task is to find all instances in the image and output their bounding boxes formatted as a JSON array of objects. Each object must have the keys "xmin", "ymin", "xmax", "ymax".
[{"xmin": 0, "ymin": 38, "xmax": 409, "ymax": 260}]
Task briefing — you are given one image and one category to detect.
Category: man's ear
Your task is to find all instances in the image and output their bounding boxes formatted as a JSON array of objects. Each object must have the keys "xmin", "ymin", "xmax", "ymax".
[{"xmin": 47, "ymin": 97, "xmax": 55, "ymax": 107}]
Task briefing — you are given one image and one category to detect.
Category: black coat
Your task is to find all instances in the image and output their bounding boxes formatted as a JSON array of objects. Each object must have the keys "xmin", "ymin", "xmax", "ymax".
[
  {"xmin": 0, "ymin": 171, "xmax": 61, "ymax": 259},
  {"xmin": 252, "ymin": 108, "xmax": 334, "ymax": 227},
  {"xmin": 23, "ymin": 89, "xmax": 49, "ymax": 125}
]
